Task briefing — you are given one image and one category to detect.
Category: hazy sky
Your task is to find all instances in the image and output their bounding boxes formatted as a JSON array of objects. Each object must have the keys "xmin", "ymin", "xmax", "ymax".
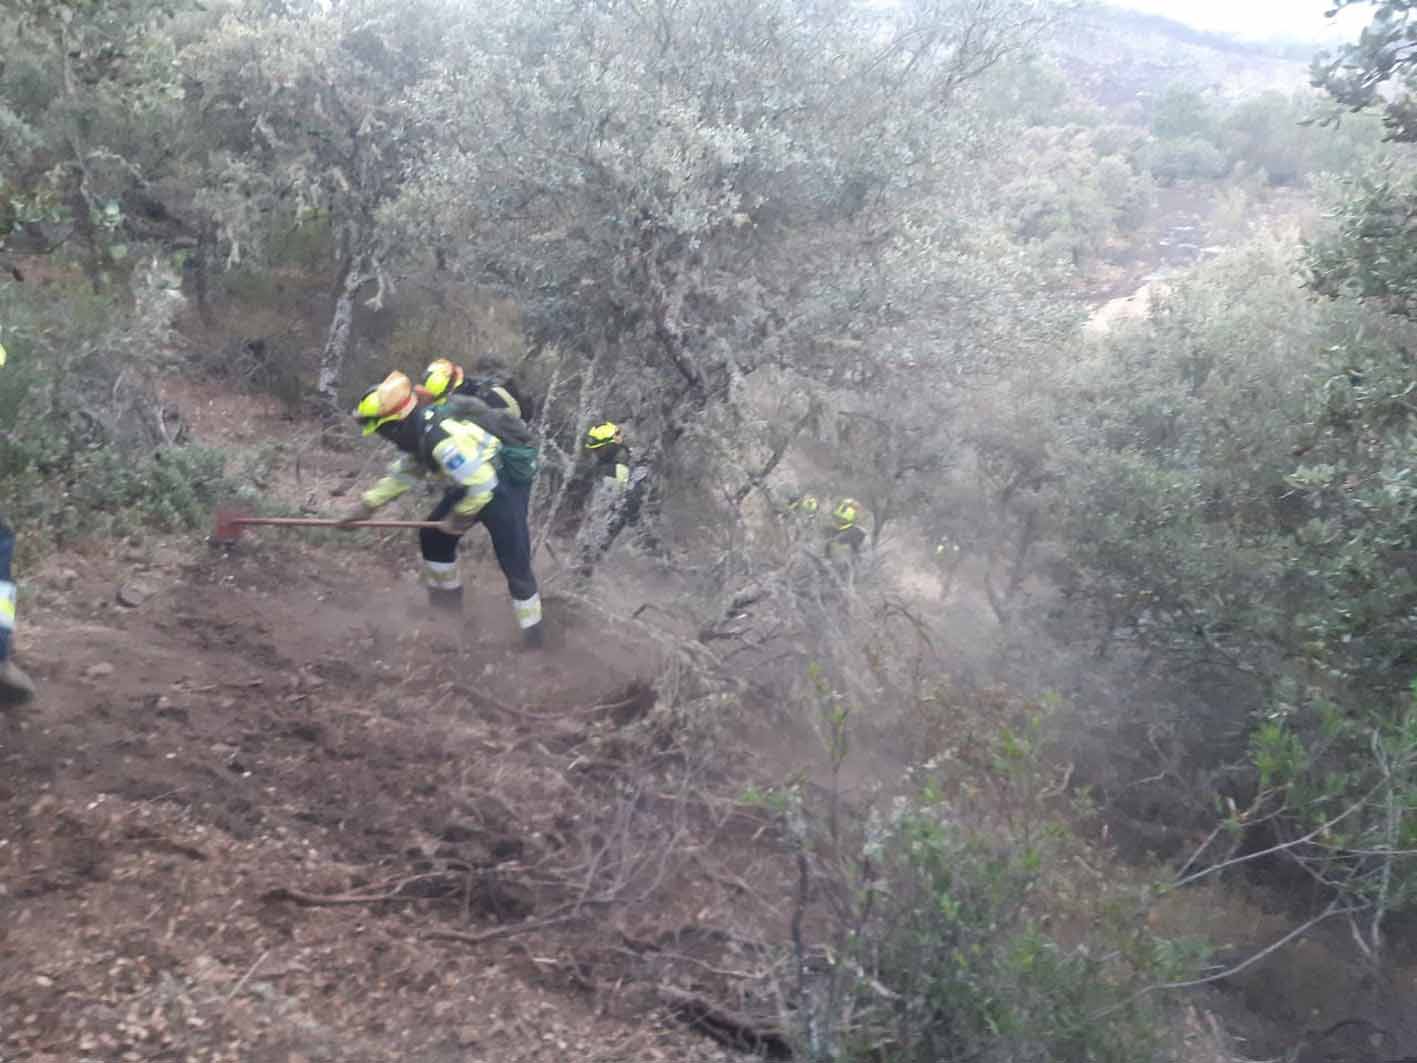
[{"xmin": 1108, "ymin": 0, "xmax": 1371, "ymax": 42}]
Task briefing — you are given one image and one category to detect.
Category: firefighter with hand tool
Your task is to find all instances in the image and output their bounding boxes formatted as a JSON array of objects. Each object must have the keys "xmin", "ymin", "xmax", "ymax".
[{"xmin": 342, "ymin": 371, "xmax": 544, "ymax": 647}]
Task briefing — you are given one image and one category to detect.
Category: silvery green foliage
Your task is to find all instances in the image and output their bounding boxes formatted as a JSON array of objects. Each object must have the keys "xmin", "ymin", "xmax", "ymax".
[
  {"xmin": 1, "ymin": 0, "xmax": 191, "ymax": 262},
  {"xmin": 181, "ymin": 0, "xmax": 410, "ymax": 259},
  {"xmin": 385, "ymin": 0, "xmax": 1070, "ymax": 446},
  {"xmin": 177, "ymin": 0, "xmax": 457, "ymax": 400}
]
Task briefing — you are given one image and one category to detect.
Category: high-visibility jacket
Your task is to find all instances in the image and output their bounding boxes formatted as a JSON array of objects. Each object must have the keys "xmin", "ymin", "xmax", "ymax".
[
  {"xmin": 437, "ymin": 392, "xmax": 538, "ymax": 486},
  {"xmin": 363, "ymin": 406, "xmax": 501, "ymax": 519},
  {"xmin": 827, "ymin": 524, "xmax": 866, "ymax": 562},
  {"xmin": 595, "ymin": 441, "xmax": 632, "ymax": 486}
]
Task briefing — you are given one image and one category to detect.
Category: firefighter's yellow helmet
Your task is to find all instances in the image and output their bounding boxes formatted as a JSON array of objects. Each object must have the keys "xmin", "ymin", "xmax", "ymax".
[
  {"xmin": 833, "ymin": 498, "xmax": 859, "ymax": 531},
  {"xmin": 422, "ymin": 357, "xmax": 464, "ymax": 401},
  {"xmin": 354, "ymin": 371, "xmax": 417, "ymax": 436},
  {"xmin": 586, "ymin": 422, "xmax": 621, "ymax": 450}
]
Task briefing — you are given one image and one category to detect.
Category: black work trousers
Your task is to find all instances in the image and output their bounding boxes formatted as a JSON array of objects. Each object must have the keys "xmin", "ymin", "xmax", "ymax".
[{"xmin": 419, "ymin": 483, "xmax": 538, "ymax": 602}]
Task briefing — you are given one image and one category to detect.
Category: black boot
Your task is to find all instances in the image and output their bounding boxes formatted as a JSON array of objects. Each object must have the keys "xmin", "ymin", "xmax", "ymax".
[
  {"xmin": 0, "ymin": 660, "xmax": 35, "ymax": 707},
  {"xmin": 427, "ymin": 586, "xmax": 465, "ymax": 616},
  {"xmin": 522, "ymin": 622, "xmax": 544, "ymax": 649}
]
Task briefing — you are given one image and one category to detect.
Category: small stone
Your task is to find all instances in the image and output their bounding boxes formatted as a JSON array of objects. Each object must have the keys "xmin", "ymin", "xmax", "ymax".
[
  {"xmin": 438, "ymin": 820, "xmax": 478, "ymax": 844},
  {"xmin": 29, "ymin": 795, "xmax": 57, "ymax": 817},
  {"xmin": 116, "ymin": 582, "xmax": 153, "ymax": 608},
  {"xmin": 54, "ymin": 569, "xmax": 80, "ymax": 589},
  {"xmin": 85, "ymin": 662, "xmax": 116, "ymax": 680}
]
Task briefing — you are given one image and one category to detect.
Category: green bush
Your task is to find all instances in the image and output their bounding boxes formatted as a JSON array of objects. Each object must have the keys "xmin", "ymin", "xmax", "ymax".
[
  {"xmin": 855, "ymin": 792, "xmax": 1181, "ymax": 1062},
  {"xmin": 774, "ymin": 683, "xmax": 1194, "ymax": 1062},
  {"xmin": 1, "ymin": 443, "xmax": 231, "ymax": 548},
  {"xmin": 1, "ymin": 280, "xmax": 234, "ymax": 546},
  {"xmin": 1148, "ymin": 85, "xmax": 1220, "ymax": 142},
  {"xmin": 67, "ymin": 446, "xmax": 230, "ymax": 531},
  {"xmin": 1137, "ymin": 135, "xmax": 1229, "ymax": 182}
]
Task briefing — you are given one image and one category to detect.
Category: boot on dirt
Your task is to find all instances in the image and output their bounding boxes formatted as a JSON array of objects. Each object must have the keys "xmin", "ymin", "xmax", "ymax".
[
  {"xmin": 522, "ymin": 621, "xmax": 544, "ymax": 649},
  {"xmin": 427, "ymin": 586, "xmax": 465, "ymax": 616},
  {"xmin": 0, "ymin": 659, "xmax": 36, "ymax": 706}
]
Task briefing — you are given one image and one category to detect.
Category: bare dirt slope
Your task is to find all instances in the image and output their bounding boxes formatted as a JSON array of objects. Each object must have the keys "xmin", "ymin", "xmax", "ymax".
[{"xmin": 0, "ymin": 398, "xmax": 790, "ymax": 1062}]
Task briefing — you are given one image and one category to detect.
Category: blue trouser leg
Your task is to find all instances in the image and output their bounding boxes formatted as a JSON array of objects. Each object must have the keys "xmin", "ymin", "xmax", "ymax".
[{"xmin": 0, "ymin": 519, "xmax": 14, "ymax": 663}]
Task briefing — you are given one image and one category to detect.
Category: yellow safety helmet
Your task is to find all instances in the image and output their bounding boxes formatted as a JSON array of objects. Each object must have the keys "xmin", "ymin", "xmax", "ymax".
[
  {"xmin": 833, "ymin": 498, "xmax": 859, "ymax": 531},
  {"xmin": 353, "ymin": 371, "xmax": 417, "ymax": 436},
  {"xmin": 422, "ymin": 357, "xmax": 464, "ymax": 401},
  {"xmin": 585, "ymin": 421, "xmax": 621, "ymax": 450},
  {"xmin": 790, "ymin": 494, "xmax": 819, "ymax": 514}
]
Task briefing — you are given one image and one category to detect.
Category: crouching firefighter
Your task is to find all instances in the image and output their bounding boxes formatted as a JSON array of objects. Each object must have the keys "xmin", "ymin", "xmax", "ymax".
[
  {"xmin": 342, "ymin": 371, "xmax": 544, "ymax": 648},
  {"xmin": 574, "ymin": 421, "xmax": 651, "ymax": 579},
  {"xmin": 825, "ymin": 498, "xmax": 866, "ymax": 575}
]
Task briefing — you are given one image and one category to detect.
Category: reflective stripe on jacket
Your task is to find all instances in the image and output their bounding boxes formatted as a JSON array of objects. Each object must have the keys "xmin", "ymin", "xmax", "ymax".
[{"xmin": 364, "ymin": 414, "xmax": 501, "ymax": 518}]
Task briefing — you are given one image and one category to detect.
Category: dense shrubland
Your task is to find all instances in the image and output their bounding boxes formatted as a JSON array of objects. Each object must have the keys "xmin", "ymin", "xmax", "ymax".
[
  {"xmin": 973, "ymin": 204, "xmax": 1417, "ymax": 962},
  {"xmin": 6, "ymin": 0, "xmax": 1417, "ymax": 1054}
]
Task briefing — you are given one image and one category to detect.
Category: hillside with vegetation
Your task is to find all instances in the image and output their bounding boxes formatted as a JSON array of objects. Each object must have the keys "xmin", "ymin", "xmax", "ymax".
[{"xmin": 5, "ymin": 0, "xmax": 1417, "ymax": 1059}]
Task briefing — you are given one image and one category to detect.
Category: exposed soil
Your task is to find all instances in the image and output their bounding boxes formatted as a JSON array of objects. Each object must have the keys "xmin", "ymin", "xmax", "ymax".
[{"xmin": 0, "ymin": 393, "xmax": 799, "ymax": 1063}]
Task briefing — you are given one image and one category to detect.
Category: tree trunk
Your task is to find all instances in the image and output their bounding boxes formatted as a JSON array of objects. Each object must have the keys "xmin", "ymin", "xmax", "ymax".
[
  {"xmin": 65, "ymin": 167, "xmax": 104, "ymax": 294},
  {"xmin": 316, "ymin": 251, "xmax": 370, "ymax": 412},
  {"xmin": 193, "ymin": 221, "xmax": 216, "ymax": 328}
]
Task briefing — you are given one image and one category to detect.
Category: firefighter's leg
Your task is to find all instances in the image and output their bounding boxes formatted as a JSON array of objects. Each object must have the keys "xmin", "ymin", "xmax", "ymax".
[
  {"xmin": 482, "ymin": 483, "xmax": 543, "ymax": 646},
  {"xmin": 0, "ymin": 520, "xmax": 34, "ymax": 705},
  {"xmin": 572, "ymin": 480, "xmax": 616, "ymax": 581},
  {"xmin": 626, "ymin": 476, "xmax": 665, "ymax": 557},
  {"xmin": 597, "ymin": 486, "xmax": 634, "ymax": 561},
  {"xmin": 0, "ymin": 520, "xmax": 12, "ymax": 664},
  {"xmin": 419, "ymin": 491, "xmax": 466, "ymax": 615}
]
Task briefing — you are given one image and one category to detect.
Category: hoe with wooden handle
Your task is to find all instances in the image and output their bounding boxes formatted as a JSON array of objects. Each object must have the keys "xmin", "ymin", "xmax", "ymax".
[{"xmin": 211, "ymin": 508, "xmax": 444, "ymax": 544}]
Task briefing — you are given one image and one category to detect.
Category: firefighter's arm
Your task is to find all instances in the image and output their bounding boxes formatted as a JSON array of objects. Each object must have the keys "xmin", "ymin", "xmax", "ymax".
[
  {"xmin": 360, "ymin": 455, "xmax": 423, "ymax": 511},
  {"xmin": 432, "ymin": 436, "xmax": 499, "ymax": 528}
]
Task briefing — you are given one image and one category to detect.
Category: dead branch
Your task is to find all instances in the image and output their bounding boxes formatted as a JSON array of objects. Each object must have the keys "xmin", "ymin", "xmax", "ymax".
[
  {"xmin": 423, "ymin": 912, "xmax": 584, "ymax": 949},
  {"xmin": 260, "ymin": 871, "xmax": 467, "ymax": 907},
  {"xmin": 262, "ymin": 886, "xmax": 417, "ymax": 907},
  {"xmin": 1093, "ymin": 896, "xmax": 1360, "ymax": 1020},
  {"xmin": 657, "ymin": 984, "xmax": 792, "ymax": 1058}
]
